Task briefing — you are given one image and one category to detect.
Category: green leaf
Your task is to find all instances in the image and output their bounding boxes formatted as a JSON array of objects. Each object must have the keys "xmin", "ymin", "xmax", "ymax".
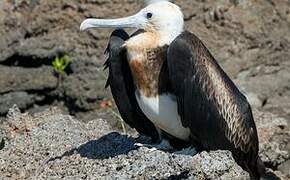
[{"xmin": 52, "ymin": 54, "xmax": 71, "ymax": 73}]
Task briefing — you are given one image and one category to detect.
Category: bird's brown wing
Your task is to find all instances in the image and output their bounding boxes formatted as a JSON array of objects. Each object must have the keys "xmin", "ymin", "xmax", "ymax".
[{"xmin": 167, "ymin": 31, "xmax": 260, "ymax": 177}]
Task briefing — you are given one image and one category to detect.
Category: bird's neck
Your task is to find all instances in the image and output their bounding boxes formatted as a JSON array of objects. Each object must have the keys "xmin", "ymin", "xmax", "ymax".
[
  {"xmin": 158, "ymin": 27, "xmax": 183, "ymax": 45},
  {"xmin": 125, "ymin": 30, "xmax": 181, "ymax": 48}
]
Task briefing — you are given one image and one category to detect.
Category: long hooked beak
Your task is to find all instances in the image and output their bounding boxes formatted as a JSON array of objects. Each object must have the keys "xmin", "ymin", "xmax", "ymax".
[{"xmin": 80, "ymin": 12, "xmax": 145, "ymax": 31}]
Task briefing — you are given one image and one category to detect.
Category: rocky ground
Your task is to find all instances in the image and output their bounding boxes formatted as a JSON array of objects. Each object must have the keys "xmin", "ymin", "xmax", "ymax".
[
  {"xmin": 0, "ymin": 106, "xmax": 290, "ymax": 179},
  {"xmin": 0, "ymin": 0, "xmax": 290, "ymax": 179}
]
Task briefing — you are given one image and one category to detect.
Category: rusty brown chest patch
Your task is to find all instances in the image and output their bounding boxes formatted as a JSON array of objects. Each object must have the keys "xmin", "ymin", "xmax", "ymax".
[{"xmin": 128, "ymin": 46, "xmax": 168, "ymax": 97}]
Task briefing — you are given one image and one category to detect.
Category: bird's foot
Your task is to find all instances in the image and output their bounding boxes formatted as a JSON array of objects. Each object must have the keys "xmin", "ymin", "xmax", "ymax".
[
  {"xmin": 174, "ymin": 146, "xmax": 197, "ymax": 156},
  {"xmin": 134, "ymin": 139, "xmax": 174, "ymax": 152}
]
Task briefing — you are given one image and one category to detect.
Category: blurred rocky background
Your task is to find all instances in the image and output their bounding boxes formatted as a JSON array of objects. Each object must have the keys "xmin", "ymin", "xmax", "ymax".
[
  {"xmin": 0, "ymin": 0, "xmax": 290, "ymax": 123},
  {"xmin": 0, "ymin": 0, "xmax": 290, "ymax": 179}
]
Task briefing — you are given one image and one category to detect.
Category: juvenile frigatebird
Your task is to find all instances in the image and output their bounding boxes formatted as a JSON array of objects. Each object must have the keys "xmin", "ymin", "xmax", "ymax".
[{"xmin": 80, "ymin": 1, "xmax": 264, "ymax": 179}]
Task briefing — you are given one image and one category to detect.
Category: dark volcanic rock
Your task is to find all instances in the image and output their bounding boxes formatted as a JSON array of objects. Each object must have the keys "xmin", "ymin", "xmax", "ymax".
[
  {"xmin": 178, "ymin": 0, "xmax": 290, "ymax": 120},
  {"xmin": 1, "ymin": 106, "xmax": 289, "ymax": 179},
  {"xmin": 0, "ymin": 129, "xmax": 4, "ymax": 150},
  {"xmin": 0, "ymin": 65, "xmax": 57, "ymax": 93},
  {"xmin": 0, "ymin": 138, "xmax": 4, "ymax": 150},
  {"xmin": 0, "ymin": 0, "xmax": 289, "ymax": 121},
  {"xmin": 255, "ymin": 110, "xmax": 290, "ymax": 169},
  {"xmin": 0, "ymin": 0, "xmax": 140, "ymax": 114},
  {"xmin": 0, "ymin": 92, "xmax": 41, "ymax": 115},
  {"xmin": 62, "ymin": 60, "xmax": 107, "ymax": 112},
  {"xmin": 0, "ymin": 107, "xmax": 250, "ymax": 179},
  {"xmin": 278, "ymin": 159, "xmax": 290, "ymax": 178},
  {"xmin": 0, "ymin": 64, "xmax": 56, "ymax": 115}
]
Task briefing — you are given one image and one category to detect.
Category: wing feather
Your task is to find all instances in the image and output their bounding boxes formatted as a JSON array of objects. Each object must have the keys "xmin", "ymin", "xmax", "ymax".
[{"xmin": 167, "ymin": 31, "xmax": 259, "ymax": 161}]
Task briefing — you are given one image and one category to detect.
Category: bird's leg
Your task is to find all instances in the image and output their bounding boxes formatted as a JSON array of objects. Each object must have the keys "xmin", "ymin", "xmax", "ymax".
[
  {"xmin": 135, "ymin": 138, "xmax": 174, "ymax": 152},
  {"xmin": 174, "ymin": 146, "xmax": 198, "ymax": 156}
]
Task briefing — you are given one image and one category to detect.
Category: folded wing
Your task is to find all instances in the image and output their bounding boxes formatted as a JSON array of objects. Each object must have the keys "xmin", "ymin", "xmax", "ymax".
[{"xmin": 167, "ymin": 31, "xmax": 260, "ymax": 177}]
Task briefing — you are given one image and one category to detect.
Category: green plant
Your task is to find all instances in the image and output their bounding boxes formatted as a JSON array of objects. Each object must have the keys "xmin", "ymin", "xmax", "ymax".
[{"xmin": 52, "ymin": 55, "xmax": 70, "ymax": 73}]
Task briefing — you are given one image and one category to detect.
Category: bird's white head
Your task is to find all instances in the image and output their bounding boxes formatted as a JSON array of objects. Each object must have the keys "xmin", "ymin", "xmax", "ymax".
[{"xmin": 80, "ymin": 1, "xmax": 184, "ymax": 44}]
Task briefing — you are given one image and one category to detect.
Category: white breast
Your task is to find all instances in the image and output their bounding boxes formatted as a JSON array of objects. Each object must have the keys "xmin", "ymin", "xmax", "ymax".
[{"xmin": 136, "ymin": 92, "xmax": 191, "ymax": 141}]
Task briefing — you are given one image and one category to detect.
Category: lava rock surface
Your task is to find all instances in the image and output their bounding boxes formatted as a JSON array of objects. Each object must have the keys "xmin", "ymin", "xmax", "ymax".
[{"xmin": 0, "ymin": 106, "xmax": 289, "ymax": 179}]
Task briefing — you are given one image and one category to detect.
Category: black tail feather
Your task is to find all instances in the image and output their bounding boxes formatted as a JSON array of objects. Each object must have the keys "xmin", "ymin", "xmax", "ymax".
[{"xmin": 239, "ymin": 156, "xmax": 265, "ymax": 180}]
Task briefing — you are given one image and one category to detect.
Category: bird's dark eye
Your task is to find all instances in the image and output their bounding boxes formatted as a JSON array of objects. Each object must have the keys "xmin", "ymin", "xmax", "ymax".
[{"xmin": 146, "ymin": 12, "xmax": 153, "ymax": 19}]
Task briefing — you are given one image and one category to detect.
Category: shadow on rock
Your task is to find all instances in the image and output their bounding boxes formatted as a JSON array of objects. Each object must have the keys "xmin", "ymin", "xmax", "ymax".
[
  {"xmin": 167, "ymin": 170, "xmax": 190, "ymax": 180},
  {"xmin": 49, "ymin": 132, "xmax": 137, "ymax": 161},
  {"xmin": 264, "ymin": 171, "xmax": 282, "ymax": 180}
]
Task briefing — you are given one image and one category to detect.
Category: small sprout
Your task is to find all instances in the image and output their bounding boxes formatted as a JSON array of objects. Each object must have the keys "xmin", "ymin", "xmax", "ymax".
[{"xmin": 52, "ymin": 55, "xmax": 71, "ymax": 73}]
